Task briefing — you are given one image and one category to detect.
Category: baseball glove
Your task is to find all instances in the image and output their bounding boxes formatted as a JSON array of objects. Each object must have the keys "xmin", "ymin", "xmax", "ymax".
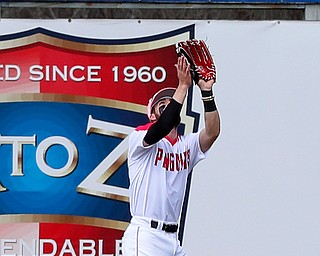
[{"xmin": 176, "ymin": 39, "xmax": 216, "ymax": 83}]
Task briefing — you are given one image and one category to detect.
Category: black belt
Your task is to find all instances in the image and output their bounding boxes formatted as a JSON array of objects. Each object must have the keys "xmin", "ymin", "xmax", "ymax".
[{"xmin": 151, "ymin": 220, "xmax": 178, "ymax": 233}]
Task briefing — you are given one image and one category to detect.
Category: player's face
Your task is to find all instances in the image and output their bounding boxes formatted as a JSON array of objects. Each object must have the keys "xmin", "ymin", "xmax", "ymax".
[
  {"xmin": 153, "ymin": 98, "xmax": 181, "ymax": 127},
  {"xmin": 153, "ymin": 98, "xmax": 171, "ymax": 120}
]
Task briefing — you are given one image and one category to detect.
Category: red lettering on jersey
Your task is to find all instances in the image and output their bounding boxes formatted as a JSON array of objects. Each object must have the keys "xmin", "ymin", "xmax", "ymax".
[
  {"xmin": 154, "ymin": 148, "xmax": 163, "ymax": 166},
  {"xmin": 187, "ymin": 149, "xmax": 190, "ymax": 167},
  {"xmin": 169, "ymin": 153, "xmax": 174, "ymax": 172},
  {"xmin": 183, "ymin": 149, "xmax": 190, "ymax": 169},
  {"xmin": 154, "ymin": 147, "xmax": 190, "ymax": 172},
  {"xmin": 163, "ymin": 153, "xmax": 170, "ymax": 171},
  {"xmin": 176, "ymin": 153, "xmax": 183, "ymax": 171}
]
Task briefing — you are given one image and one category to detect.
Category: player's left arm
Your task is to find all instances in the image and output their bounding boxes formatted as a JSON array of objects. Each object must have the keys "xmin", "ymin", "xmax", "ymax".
[{"xmin": 197, "ymin": 78, "xmax": 221, "ymax": 153}]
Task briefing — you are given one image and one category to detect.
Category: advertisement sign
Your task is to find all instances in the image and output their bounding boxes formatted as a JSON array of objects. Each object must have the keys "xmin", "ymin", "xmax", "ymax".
[{"xmin": 0, "ymin": 23, "xmax": 199, "ymax": 255}]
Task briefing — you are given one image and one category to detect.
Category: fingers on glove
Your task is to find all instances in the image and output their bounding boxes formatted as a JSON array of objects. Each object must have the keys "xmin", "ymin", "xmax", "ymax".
[
  {"xmin": 176, "ymin": 39, "xmax": 217, "ymax": 83},
  {"xmin": 197, "ymin": 40, "xmax": 216, "ymax": 82},
  {"xmin": 188, "ymin": 40, "xmax": 202, "ymax": 64},
  {"xmin": 183, "ymin": 39, "xmax": 214, "ymax": 82},
  {"xmin": 176, "ymin": 43, "xmax": 194, "ymax": 67},
  {"xmin": 198, "ymin": 40, "xmax": 212, "ymax": 65},
  {"xmin": 176, "ymin": 41, "xmax": 199, "ymax": 82},
  {"xmin": 190, "ymin": 40, "xmax": 207, "ymax": 81}
]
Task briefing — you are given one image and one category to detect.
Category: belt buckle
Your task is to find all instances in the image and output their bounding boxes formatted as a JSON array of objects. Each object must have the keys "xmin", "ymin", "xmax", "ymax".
[
  {"xmin": 162, "ymin": 223, "xmax": 178, "ymax": 233},
  {"xmin": 151, "ymin": 220, "xmax": 158, "ymax": 229},
  {"xmin": 151, "ymin": 220, "xmax": 178, "ymax": 233}
]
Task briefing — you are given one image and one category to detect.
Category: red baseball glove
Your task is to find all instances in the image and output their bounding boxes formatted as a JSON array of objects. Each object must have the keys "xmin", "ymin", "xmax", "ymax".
[{"xmin": 176, "ymin": 39, "xmax": 216, "ymax": 83}]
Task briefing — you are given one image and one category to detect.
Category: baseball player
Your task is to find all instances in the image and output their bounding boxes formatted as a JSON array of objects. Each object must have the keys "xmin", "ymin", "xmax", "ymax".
[{"xmin": 122, "ymin": 40, "xmax": 220, "ymax": 256}]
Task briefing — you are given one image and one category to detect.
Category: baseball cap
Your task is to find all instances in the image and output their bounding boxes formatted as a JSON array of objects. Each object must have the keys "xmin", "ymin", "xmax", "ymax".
[{"xmin": 147, "ymin": 87, "xmax": 176, "ymax": 118}]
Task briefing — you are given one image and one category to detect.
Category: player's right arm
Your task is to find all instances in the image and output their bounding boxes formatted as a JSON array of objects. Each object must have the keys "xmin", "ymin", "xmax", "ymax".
[
  {"xmin": 172, "ymin": 56, "xmax": 192, "ymax": 104},
  {"xmin": 143, "ymin": 56, "xmax": 192, "ymax": 147}
]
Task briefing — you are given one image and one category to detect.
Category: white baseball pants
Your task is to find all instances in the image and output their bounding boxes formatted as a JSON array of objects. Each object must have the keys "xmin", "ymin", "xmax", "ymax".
[{"xmin": 122, "ymin": 216, "xmax": 186, "ymax": 256}]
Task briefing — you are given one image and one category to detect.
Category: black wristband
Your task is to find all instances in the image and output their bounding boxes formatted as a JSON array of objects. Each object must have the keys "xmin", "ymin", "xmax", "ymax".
[
  {"xmin": 201, "ymin": 89, "xmax": 214, "ymax": 99},
  {"xmin": 201, "ymin": 90, "xmax": 217, "ymax": 112}
]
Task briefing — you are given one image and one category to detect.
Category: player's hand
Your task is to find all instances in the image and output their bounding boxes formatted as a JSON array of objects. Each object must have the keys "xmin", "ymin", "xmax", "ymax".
[{"xmin": 175, "ymin": 56, "xmax": 192, "ymax": 89}]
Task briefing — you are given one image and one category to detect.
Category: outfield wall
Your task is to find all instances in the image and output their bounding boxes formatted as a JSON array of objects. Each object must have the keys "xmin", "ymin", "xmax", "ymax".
[{"xmin": 0, "ymin": 19, "xmax": 320, "ymax": 256}]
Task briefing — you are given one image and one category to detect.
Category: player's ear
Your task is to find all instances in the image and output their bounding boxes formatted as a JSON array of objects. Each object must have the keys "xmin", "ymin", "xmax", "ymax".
[{"xmin": 149, "ymin": 113, "xmax": 157, "ymax": 122}]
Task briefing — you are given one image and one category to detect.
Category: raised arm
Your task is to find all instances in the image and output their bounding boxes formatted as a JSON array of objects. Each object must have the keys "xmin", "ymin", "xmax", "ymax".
[
  {"xmin": 197, "ymin": 79, "xmax": 220, "ymax": 153},
  {"xmin": 143, "ymin": 56, "xmax": 192, "ymax": 146},
  {"xmin": 172, "ymin": 56, "xmax": 192, "ymax": 104}
]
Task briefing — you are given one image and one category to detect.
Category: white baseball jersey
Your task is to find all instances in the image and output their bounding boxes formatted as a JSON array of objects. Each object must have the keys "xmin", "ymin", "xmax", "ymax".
[{"xmin": 127, "ymin": 123, "xmax": 206, "ymax": 223}]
